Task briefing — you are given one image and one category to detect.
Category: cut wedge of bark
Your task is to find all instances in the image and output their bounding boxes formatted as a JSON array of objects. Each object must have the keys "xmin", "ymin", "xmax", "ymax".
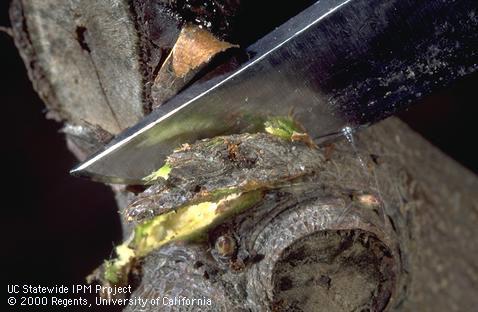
[{"xmin": 151, "ymin": 24, "xmax": 237, "ymax": 108}]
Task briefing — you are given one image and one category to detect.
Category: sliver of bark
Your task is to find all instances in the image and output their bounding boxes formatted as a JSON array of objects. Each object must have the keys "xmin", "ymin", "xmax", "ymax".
[
  {"xmin": 151, "ymin": 24, "xmax": 237, "ymax": 109},
  {"xmin": 126, "ymin": 133, "xmax": 324, "ymax": 221}
]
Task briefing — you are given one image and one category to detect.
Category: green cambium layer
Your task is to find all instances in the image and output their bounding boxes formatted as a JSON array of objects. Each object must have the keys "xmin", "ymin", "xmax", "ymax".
[
  {"xmin": 264, "ymin": 116, "xmax": 303, "ymax": 140},
  {"xmin": 104, "ymin": 190, "xmax": 262, "ymax": 284},
  {"xmin": 142, "ymin": 163, "xmax": 172, "ymax": 184}
]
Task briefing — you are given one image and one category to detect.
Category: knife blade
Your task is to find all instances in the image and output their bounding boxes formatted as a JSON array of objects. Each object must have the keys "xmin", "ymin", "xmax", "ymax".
[{"xmin": 71, "ymin": 0, "xmax": 478, "ymax": 184}]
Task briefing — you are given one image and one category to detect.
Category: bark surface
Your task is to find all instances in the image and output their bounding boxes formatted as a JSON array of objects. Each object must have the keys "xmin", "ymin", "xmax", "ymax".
[{"xmin": 10, "ymin": 0, "xmax": 478, "ymax": 311}]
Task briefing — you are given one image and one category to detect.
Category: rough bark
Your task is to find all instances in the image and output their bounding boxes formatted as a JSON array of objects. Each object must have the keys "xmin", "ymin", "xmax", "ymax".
[{"xmin": 10, "ymin": 0, "xmax": 478, "ymax": 311}]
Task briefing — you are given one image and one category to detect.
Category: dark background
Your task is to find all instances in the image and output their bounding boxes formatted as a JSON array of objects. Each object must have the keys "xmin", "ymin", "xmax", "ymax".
[
  {"xmin": 1, "ymin": 2, "xmax": 121, "ymax": 310},
  {"xmin": 1, "ymin": 1, "xmax": 477, "ymax": 310}
]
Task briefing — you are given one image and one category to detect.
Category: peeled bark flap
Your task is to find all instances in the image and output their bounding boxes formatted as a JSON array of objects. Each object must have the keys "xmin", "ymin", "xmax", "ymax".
[
  {"xmin": 150, "ymin": 24, "xmax": 236, "ymax": 108},
  {"xmin": 170, "ymin": 25, "xmax": 234, "ymax": 78}
]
